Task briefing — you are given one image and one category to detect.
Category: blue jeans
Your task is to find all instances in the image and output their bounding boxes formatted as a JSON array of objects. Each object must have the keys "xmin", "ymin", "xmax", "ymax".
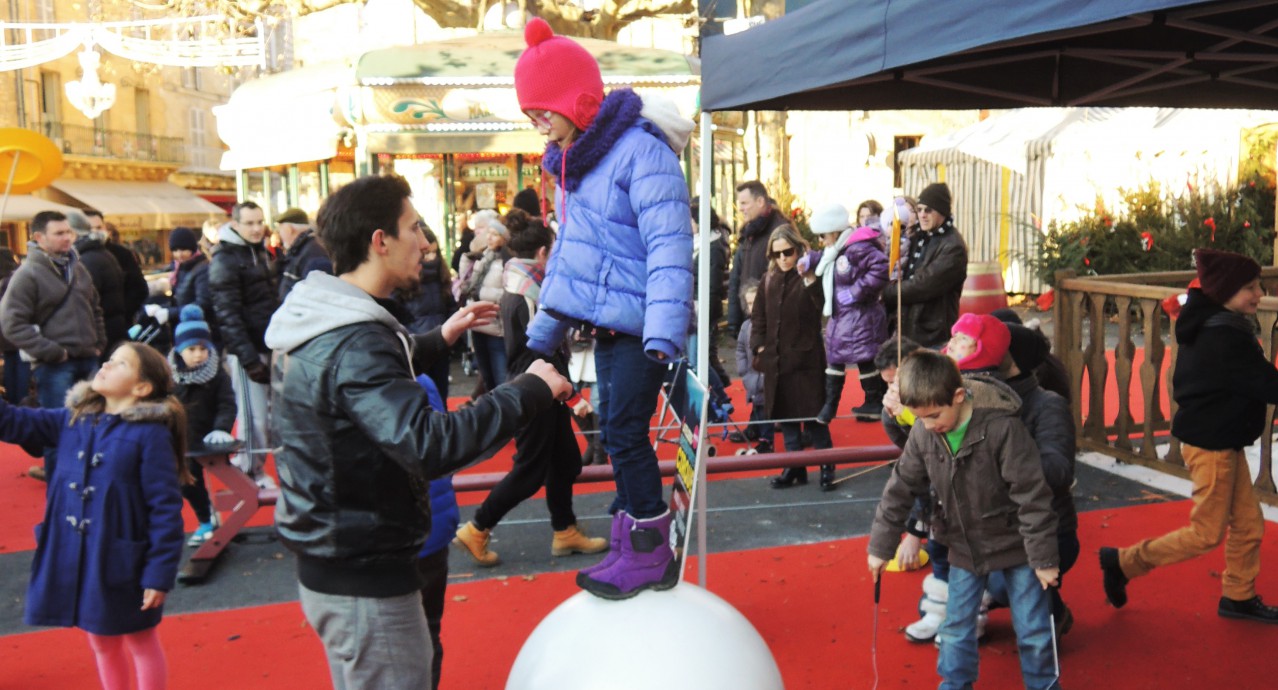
[
  {"xmin": 3, "ymin": 351, "xmax": 31, "ymax": 405},
  {"xmin": 471, "ymin": 332, "xmax": 507, "ymax": 392},
  {"xmin": 33, "ymin": 357, "xmax": 100, "ymax": 465},
  {"xmin": 595, "ymin": 334, "xmax": 667, "ymax": 519},
  {"xmin": 939, "ymin": 564, "xmax": 1060, "ymax": 690},
  {"xmin": 987, "ymin": 530, "xmax": 1080, "ymax": 617}
]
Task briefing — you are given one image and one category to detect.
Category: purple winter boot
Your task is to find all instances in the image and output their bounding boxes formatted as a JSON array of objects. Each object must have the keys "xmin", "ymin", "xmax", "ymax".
[
  {"xmin": 579, "ymin": 510, "xmax": 678, "ymax": 600},
  {"xmin": 575, "ymin": 511, "xmax": 630, "ymax": 585}
]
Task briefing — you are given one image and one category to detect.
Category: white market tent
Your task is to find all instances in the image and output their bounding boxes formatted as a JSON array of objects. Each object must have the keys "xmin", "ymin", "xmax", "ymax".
[{"xmin": 899, "ymin": 107, "xmax": 1278, "ymax": 294}]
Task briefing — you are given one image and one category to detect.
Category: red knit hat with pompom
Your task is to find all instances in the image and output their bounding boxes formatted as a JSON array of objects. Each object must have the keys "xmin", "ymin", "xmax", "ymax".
[
  {"xmin": 949, "ymin": 313, "xmax": 1011, "ymax": 371},
  {"xmin": 514, "ymin": 18, "xmax": 604, "ymax": 132}
]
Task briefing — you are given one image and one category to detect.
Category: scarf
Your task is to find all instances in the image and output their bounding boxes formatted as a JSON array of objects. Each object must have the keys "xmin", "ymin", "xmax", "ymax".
[
  {"xmin": 502, "ymin": 257, "xmax": 545, "ymax": 307},
  {"xmin": 815, "ymin": 228, "xmax": 853, "ymax": 317},
  {"xmin": 463, "ymin": 247, "xmax": 508, "ymax": 303},
  {"xmin": 170, "ymin": 347, "xmax": 221, "ymax": 386},
  {"xmin": 541, "ymin": 89, "xmax": 644, "ymax": 193}
]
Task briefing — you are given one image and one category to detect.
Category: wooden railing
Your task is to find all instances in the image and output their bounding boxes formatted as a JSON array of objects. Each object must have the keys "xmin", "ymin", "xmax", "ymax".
[{"xmin": 1053, "ymin": 268, "xmax": 1278, "ymax": 505}]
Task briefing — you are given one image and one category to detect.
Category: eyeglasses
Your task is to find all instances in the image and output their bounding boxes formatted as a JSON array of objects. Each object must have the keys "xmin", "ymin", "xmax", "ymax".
[
  {"xmin": 769, "ymin": 247, "xmax": 797, "ymax": 259},
  {"xmin": 526, "ymin": 110, "xmax": 554, "ymax": 129},
  {"xmin": 917, "ymin": 205, "xmax": 936, "ymax": 215}
]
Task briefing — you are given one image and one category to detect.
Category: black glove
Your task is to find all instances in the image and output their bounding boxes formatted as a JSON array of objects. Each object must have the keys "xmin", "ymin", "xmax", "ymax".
[{"xmin": 245, "ymin": 360, "xmax": 271, "ymax": 384}]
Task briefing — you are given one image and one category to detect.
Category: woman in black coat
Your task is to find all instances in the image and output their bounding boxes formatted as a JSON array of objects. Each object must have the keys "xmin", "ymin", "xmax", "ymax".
[{"xmin": 750, "ymin": 225, "xmax": 836, "ymax": 490}]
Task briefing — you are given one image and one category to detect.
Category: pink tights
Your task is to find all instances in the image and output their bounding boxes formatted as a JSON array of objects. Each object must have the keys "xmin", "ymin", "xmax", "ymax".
[{"xmin": 85, "ymin": 626, "xmax": 168, "ymax": 690}]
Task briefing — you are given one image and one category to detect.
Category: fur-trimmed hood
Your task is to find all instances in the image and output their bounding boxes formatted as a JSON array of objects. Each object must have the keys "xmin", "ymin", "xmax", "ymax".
[
  {"xmin": 963, "ymin": 374, "xmax": 1022, "ymax": 416},
  {"xmin": 64, "ymin": 380, "xmax": 177, "ymax": 423},
  {"xmin": 541, "ymin": 89, "xmax": 693, "ymax": 192}
]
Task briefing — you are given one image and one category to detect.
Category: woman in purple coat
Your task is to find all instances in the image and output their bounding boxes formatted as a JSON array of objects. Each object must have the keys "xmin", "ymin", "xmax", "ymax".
[{"xmin": 808, "ymin": 203, "xmax": 890, "ymax": 424}]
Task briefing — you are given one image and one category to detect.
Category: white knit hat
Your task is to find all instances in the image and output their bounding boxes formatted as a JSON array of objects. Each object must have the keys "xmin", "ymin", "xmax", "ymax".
[{"xmin": 810, "ymin": 203, "xmax": 850, "ymax": 235}]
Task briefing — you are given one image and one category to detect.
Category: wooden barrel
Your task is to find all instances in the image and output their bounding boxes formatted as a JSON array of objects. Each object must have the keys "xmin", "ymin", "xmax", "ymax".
[{"xmin": 959, "ymin": 261, "xmax": 1008, "ymax": 315}]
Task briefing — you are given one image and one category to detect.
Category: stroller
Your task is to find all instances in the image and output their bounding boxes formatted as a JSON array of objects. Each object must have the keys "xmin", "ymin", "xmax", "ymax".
[{"xmin": 653, "ymin": 357, "xmax": 745, "ymax": 457}]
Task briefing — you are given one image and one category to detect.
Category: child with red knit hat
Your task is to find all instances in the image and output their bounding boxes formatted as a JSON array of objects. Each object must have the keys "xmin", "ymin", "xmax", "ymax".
[
  {"xmin": 1101, "ymin": 248, "xmax": 1278, "ymax": 624},
  {"xmin": 515, "ymin": 18, "xmax": 694, "ymax": 600}
]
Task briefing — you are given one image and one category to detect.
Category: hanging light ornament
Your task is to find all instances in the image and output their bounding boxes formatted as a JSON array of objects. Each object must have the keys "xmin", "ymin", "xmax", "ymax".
[{"xmin": 65, "ymin": 42, "xmax": 116, "ymax": 120}]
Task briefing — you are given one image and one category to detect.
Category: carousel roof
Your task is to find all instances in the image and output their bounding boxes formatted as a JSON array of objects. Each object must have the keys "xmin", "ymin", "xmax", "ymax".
[{"xmin": 356, "ymin": 30, "xmax": 699, "ymax": 86}]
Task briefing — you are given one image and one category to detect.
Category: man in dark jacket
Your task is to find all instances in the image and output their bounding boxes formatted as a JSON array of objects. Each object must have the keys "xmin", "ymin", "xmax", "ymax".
[
  {"xmin": 144, "ymin": 227, "xmax": 217, "ymax": 346},
  {"xmin": 0, "ymin": 211, "xmax": 106, "ymax": 480},
  {"xmin": 85, "ymin": 209, "xmax": 148, "ymax": 320},
  {"xmin": 883, "ymin": 183, "xmax": 968, "ymax": 348},
  {"xmin": 274, "ymin": 207, "xmax": 332, "ymax": 301},
  {"xmin": 209, "ymin": 201, "xmax": 278, "ymax": 488},
  {"xmin": 68, "ymin": 210, "xmax": 129, "ymax": 354},
  {"xmin": 726, "ymin": 180, "xmax": 792, "ymax": 335},
  {"xmin": 265, "ymin": 174, "xmax": 570, "ymax": 688}
]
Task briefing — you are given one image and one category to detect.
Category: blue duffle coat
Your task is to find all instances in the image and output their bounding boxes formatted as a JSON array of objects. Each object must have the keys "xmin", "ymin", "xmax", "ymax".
[{"xmin": 0, "ymin": 381, "xmax": 184, "ymax": 635}]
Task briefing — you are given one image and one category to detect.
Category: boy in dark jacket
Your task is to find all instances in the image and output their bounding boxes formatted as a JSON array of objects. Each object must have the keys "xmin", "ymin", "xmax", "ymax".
[
  {"xmin": 868, "ymin": 350, "xmax": 1060, "ymax": 690},
  {"xmin": 167, "ymin": 305, "xmax": 237, "ymax": 546},
  {"xmin": 1100, "ymin": 248, "xmax": 1278, "ymax": 624}
]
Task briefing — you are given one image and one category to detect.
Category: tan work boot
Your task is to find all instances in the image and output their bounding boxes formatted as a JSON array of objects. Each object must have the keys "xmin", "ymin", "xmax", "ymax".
[
  {"xmin": 551, "ymin": 523, "xmax": 609, "ymax": 557},
  {"xmin": 454, "ymin": 522, "xmax": 501, "ymax": 567}
]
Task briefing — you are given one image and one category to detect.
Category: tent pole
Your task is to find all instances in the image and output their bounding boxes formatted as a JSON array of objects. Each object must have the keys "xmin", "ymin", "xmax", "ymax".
[{"xmin": 695, "ymin": 109, "xmax": 713, "ymax": 589}]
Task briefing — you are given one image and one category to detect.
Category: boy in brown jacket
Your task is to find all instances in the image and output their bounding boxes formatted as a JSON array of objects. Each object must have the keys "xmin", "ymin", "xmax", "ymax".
[{"xmin": 868, "ymin": 350, "xmax": 1061, "ymax": 690}]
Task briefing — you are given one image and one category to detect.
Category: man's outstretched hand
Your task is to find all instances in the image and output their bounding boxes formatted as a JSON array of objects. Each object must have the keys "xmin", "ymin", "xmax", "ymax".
[{"xmin": 441, "ymin": 302, "xmax": 500, "ymax": 345}]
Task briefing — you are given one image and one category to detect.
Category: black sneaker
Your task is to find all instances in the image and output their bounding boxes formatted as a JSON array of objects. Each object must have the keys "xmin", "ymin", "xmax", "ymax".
[
  {"xmin": 1218, "ymin": 595, "xmax": 1278, "ymax": 624},
  {"xmin": 1098, "ymin": 547, "xmax": 1128, "ymax": 608}
]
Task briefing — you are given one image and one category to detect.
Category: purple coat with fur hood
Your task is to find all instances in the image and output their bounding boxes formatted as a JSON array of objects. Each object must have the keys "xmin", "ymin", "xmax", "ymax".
[{"xmin": 821, "ymin": 227, "xmax": 890, "ymax": 364}]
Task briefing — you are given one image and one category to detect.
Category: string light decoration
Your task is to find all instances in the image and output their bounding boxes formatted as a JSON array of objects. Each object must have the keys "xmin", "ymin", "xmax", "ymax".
[{"xmin": 0, "ymin": 15, "xmax": 269, "ymax": 119}]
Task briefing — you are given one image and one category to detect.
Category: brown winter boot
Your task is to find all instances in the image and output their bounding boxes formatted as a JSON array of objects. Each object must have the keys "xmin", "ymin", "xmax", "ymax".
[
  {"xmin": 551, "ymin": 524, "xmax": 609, "ymax": 557},
  {"xmin": 454, "ymin": 522, "xmax": 501, "ymax": 567}
]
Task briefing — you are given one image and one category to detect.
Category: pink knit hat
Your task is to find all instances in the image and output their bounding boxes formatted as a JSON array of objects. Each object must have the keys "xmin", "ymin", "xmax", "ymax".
[
  {"xmin": 950, "ymin": 313, "xmax": 1011, "ymax": 371},
  {"xmin": 514, "ymin": 18, "xmax": 604, "ymax": 132}
]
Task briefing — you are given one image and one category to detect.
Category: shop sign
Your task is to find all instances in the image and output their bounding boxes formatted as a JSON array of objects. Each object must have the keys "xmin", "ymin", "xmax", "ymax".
[{"xmin": 461, "ymin": 163, "xmax": 541, "ymax": 181}]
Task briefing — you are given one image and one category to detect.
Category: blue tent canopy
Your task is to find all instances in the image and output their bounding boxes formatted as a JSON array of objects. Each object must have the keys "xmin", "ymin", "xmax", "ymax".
[{"xmin": 702, "ymin": 0, "xmax": 1278, "ymax": 111}]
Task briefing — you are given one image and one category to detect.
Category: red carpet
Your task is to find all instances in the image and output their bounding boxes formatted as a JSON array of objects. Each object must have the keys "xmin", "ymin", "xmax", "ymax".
[
  {"xmin": 0, "ymin": 380, "xmax": 890, "ymax": 551},
  {"xmin": 4, "ymin": 500, "xmax": 1277, "ymax": 688}
]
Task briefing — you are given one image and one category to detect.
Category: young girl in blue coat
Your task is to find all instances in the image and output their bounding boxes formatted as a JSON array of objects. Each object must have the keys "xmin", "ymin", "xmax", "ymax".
[
  {"xmin": 0, "ymin": 341, "xmax": 187, "ymax": 690},
  {"xmin": 515, "ymin": 18, "xmax": 694, "ymax": 599}
]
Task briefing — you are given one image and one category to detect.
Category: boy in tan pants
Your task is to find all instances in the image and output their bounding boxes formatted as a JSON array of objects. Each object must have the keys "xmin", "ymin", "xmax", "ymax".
[{"xmin": 1100, "ymin": 248, "xmax": 1278, "ymax": 624}]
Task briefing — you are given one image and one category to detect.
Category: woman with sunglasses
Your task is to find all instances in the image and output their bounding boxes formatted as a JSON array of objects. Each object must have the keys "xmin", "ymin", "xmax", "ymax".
[
  {"xmin": 751, "ymin": 225, "xmax": 837, "ymax": 489},
  {"xmin": 515, "ymin": 19, "xmax": 694, "ymax": 600}
]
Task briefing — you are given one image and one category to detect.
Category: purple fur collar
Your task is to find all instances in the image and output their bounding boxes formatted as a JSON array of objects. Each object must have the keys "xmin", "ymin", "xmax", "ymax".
[{"xmin": 541, "ymin": 89, "xmax": 644, "ymax": 192}]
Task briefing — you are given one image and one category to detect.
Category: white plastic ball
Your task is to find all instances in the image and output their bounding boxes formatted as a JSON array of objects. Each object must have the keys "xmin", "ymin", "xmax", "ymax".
[{"xmin": 507, "ymin": 583, "xmax": 784, "ymax": 690}]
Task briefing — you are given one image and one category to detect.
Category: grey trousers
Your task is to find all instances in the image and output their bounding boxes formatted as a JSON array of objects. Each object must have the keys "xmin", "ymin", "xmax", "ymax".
[
  {"xmin": 226, "ymin": 353, "xmax": 271, "ymax": 478},
  {"xmin": 298, "ymin": 583, "xmax": 434, "ymax": 690}
]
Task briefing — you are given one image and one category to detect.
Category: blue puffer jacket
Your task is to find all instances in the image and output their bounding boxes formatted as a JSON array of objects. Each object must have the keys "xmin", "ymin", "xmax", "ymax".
[{"xmin": 527, "ymin": 89, "xmax": 694, "ymax": 361}]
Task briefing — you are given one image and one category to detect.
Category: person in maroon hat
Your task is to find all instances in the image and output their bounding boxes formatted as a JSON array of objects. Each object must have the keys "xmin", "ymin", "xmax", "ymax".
[
  {"xmin": 1100, "ymin": 248, "xmax": 1278, "ymax": 624},
  {"xmin": 514, "ymin": 17, "xmax": 694, "ymax": 600}
]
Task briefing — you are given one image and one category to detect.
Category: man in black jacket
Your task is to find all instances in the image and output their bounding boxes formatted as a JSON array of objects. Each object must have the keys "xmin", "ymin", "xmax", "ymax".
[
  {"xmin": 274, "ymin": 207, "xmax": 332, "ymax": 301},
  {"xmin": 726, "ymin": 180, "xmax": 792, "ymax": 335},
  {"xmin": 209, "ymin": 201, "xmax": 278, "ymax": 488},
  {"xmin": 68, "ymin": 210, "xmax": 128, "ymax": 354},
  {"xmin": 265, "ymin": 175, "xmax": 570, "ymax": 688},
  {"xmin": 883, "ymin": 183, "xmax": 968, "ymax": 348},
  {"xmin": 85, "ymin": 209, "xmax": 148, "ymax": 321}
]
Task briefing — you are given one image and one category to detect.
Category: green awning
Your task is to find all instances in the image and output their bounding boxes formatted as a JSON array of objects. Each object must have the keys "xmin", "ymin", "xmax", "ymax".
[{"xmin": 356, "ymin": 30, "xmax": 699, "ymax": 86}]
